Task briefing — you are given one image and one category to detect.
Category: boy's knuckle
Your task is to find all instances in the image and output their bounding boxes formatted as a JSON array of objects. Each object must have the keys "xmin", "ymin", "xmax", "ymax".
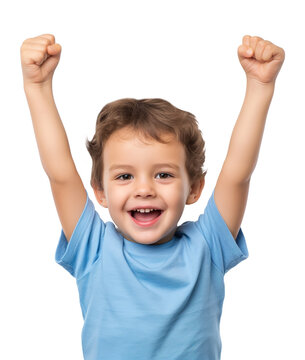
[
  {"xmin": 242, "ymin": 35, "xmax": 251, "ymax": 44},
  {"xmin": 41, "ymin": 34, "xmax": 55, "ymax": 44},
  {"xmin": 21, "ymin": 39, "xmax": 30, "ymax": 47},
  {"xmin": 37, "ymin": 37, "xmax": 50, "ymax": 45}
]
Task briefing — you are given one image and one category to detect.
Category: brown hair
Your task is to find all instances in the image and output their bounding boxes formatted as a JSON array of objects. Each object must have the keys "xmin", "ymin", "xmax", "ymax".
[{"xmin": 86, "ymin": 98, "xmax": 207, "ymax": 190}]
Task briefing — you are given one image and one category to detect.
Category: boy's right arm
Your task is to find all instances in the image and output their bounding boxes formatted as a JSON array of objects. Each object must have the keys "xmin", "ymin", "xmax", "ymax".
[{"xmin": 21, "ymin": 34, "xmax": 87, "ymax": 242}]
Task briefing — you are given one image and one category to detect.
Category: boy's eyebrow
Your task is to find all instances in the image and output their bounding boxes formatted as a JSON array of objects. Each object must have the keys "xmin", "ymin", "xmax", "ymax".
[
  {"xmin": 109, "ymin": 163, "xmax": 180, "ymax": 171},
  {"xmin": 154, "ymin": 163, "xmax": 180, "ymax": 171},
  {"xmin": 109, "ymin": 165, "xmax": 134, "ymax": 172}
]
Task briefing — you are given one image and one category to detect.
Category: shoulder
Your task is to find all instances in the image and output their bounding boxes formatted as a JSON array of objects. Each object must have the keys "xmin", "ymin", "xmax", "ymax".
[{"xmin": 176, "ymin": 219, "xmax": 210, "ymax": 250}]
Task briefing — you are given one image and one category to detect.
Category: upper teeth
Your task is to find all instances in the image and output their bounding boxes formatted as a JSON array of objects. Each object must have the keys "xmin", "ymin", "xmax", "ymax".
[{"xmin": 135, "ymin": 209, "xmax": 157, "ymax": 213}]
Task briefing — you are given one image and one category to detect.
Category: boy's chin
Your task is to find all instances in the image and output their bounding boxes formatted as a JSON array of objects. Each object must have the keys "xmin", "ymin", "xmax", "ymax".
[{"xmin": 119, "ymin": 229, "xmax": 176, "ymax": 246}]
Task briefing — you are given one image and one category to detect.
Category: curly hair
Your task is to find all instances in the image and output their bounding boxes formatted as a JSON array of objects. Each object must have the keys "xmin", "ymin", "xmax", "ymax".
[{"xmin": 86, "ymin": 98, "xmax": 207, "ymax": 190}]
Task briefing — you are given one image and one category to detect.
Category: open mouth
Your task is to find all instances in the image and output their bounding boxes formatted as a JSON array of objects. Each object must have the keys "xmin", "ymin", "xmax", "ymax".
[{"xmin": 128, "ymin": 209, "xmax": 163, "ymax": 226}]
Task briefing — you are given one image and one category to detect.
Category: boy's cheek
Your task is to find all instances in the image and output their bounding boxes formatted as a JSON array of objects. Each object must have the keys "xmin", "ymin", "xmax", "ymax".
[
  {"xmin": 165, "ymin": 182, "xmax": 190, "ymax": 202},
  {"xmin": 106, "ymin": 187, "xmax": 129, "ymax": 211}
]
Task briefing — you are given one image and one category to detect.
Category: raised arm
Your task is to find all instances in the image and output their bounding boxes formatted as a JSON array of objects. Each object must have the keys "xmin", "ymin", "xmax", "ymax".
[
  {"xmin": 21, "ymin": 34, "xmax": 87, "ymax": 241},
  {"xmin": 214, "ymin": 35, "xmax": 285, "ymax": 239}
]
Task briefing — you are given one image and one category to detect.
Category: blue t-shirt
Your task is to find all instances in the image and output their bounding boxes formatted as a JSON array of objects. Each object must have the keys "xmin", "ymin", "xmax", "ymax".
[{"xmin": 56, "ymin": 189, "xmax": 248, "ymax": 360}]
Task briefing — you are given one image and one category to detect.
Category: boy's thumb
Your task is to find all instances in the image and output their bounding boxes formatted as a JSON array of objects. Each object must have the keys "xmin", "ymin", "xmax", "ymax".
[
  {"xmin": 41, "ymin": 44, "xmax": 61, "ymax": 74},
  {"xmin": 238, "ymin": 44, "xmax": 253, "ymax": 58},
  {"xmin": 47, "ymin": 43, "xmax": 62, "ymax": 56}
]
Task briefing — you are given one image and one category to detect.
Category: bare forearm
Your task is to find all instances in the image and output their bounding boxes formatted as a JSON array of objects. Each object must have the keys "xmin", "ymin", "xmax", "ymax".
[
  {"xmin": 24, "ymin": 83, "xmax": 77, "ymax": 182},
  {"xmin": 222, "ymin": 79, "xmax": 275, "ymax": 183}
]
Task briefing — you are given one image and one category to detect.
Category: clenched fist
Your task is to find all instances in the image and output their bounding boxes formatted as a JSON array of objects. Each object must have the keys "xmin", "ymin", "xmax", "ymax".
[
  {"xmin": 20, "ymin": 34, "xmax": 62, "ymax": 87},
  {"xmin": 238, "ymin": 35, "xmax": 285, "ymax": 85}
]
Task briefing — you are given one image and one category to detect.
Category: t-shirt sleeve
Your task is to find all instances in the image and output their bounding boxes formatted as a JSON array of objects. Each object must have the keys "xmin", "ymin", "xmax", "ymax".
[
  {"xmin": 196, "ymin": 189, "xmax": 249, "ymax": 274},
  {"xmin": 55, "ymin": 190, "xmax": 105, "ymax": 280}
]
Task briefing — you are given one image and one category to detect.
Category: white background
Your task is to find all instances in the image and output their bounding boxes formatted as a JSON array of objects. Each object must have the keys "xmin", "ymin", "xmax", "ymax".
[{"xmin": 1, "ymin": 0, "xmax": 304, "ymax": 359}]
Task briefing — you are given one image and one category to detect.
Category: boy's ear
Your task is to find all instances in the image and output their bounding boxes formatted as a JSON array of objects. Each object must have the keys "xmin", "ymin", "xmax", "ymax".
[
  {"xmin": 186, "ymin": 176, "xmax": 205, "ymax": 205},
  {"xmin": 93, "ymin": 187, "xmax": 108, "ymax": 208}
]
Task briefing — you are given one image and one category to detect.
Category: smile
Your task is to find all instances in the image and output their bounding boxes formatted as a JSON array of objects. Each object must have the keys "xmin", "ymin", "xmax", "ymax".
[{"xmin": 128, "ymin": 209, "xmax": 163, "ymax": 227}]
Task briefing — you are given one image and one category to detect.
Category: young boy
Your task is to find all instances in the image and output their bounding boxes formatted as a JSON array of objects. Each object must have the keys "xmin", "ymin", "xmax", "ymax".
[{"xmin": 20, "ymin": 34, "xmax": 285, "ymax": 360}]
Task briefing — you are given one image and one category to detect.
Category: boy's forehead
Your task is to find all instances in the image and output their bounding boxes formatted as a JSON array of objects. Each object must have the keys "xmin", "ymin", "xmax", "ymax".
[
  {"xmin": 109, "ymin": 127, "xmax": 175, "ymax": 144},
  {"xmin": 103, "ymin": 128, "xmax": 186, "ymax": 166}
]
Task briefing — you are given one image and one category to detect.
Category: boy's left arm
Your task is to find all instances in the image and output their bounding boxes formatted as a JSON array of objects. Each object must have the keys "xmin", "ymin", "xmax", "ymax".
[{"xmin": 214, "ymin": 35, "xmax": 285, "ymax": 239}]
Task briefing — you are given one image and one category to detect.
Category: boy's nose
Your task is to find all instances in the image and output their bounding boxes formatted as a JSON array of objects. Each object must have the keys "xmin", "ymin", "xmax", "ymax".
[{"xmin": 134, "ymin": 178, "xmax": 156, "ymax": 198}]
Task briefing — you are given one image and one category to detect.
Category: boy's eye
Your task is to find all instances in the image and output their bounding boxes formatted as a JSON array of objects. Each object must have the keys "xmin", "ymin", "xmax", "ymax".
[
  {"xmin": 116, "ymin": 174, "xmax": 133, "ymax": 180},
  {"xmin": 156, "ymin": 173, "xmax": 172, "ymax": 179}
]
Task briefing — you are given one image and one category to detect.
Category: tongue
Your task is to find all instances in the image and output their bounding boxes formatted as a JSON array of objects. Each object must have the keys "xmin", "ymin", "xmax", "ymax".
[{"xmin": 133, "ymin": 210, "xmax": 161, "ymax": 222}]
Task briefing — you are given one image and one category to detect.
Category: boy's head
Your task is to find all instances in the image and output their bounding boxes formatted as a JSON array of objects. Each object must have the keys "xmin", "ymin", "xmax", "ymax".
[{"xmin": 86, "ymin": 98, "xmax": 207, "ymax": 245}]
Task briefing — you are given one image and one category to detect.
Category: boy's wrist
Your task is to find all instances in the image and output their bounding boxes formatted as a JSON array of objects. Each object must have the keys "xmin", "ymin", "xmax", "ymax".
[
  {"xmin": 245, "ymin": 77, "xmax": 275, "ymax": 102},
  {"xmin": 23, "ymin": 80, "xmax": 53, "ymax": 94},
  {"xmin": 246, "ymin": 77, "xmax": 275, "ymax": 92}
]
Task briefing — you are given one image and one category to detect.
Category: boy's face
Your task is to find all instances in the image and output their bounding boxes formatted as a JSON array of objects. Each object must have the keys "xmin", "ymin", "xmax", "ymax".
[{"xmin": 94, "ymin": 127, "xmax": 204, "ymax": 246}]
